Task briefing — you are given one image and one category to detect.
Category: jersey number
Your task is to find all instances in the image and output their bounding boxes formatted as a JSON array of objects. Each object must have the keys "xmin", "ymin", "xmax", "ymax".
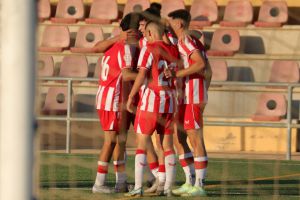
[{"xmin": 100, "ymin": 56, "xmax": 110, "ymax": 81}]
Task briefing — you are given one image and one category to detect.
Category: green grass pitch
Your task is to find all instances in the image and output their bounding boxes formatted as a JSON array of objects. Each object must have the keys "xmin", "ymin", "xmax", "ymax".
[{"xmin": 39, "ymin": 153, "xmax": 300, "ymax": 200}]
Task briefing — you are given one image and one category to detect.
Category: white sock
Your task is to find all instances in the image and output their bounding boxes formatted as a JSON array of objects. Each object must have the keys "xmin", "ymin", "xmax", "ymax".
[
  {"xmin": 95, "ymin": 161, "xmax": 108, "ymax": 186},
  {"xmin": 158, "ymin": 165, "xmax": 166, "ymax": 183},
  {"xmin": 179, "ymin": 153, "xmax": 195, "ymax": 185},
  {"xmin": 134, "ymin": 149, "xmax": 147, "ymax": 189},
  {"xmin": 194, "ymin": 156, "xmax": 208, "ymax": 187},
  {"xmin": 114, "ymin": 160, "xmax": 127, "ymax": 184},
  {"xmin": 149, "ymin": 162, "xmax": 159, "ymax": 179},
  {"xmin": 164, "ymin": 150, "xmax": 176, "ymax": 191}
]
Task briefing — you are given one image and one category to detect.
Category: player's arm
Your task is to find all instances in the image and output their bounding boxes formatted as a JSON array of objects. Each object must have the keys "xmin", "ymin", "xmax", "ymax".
[
  {"xmin": 203, "ymin": 61, "xmax": 212, "ymax": 90},
  {"xmin": 127, "ymin": 68, "xmax": 147, "ymax": 113},
  {"xmin": 165, "ymin": 50, "xmax": 205, "ymax": 78}
]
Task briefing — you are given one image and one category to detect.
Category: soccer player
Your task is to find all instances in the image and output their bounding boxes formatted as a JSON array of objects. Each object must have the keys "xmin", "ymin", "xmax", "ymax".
[
  {"xmin": 92, "ymin": 13, "xmax": 140, "ymax": 194},
  {"xmin": 125, "ymin": 21, "xmax": 179, "ymax": 197},
  {"xmin": 165, "ymin": 9, "xmax": 212, "ymax": 196}
]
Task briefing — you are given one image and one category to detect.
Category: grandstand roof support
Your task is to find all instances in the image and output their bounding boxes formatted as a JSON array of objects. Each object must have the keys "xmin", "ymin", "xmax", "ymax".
[{"xmin": 0, "ymin": 0, "xmax": 36, "ymax": 199}]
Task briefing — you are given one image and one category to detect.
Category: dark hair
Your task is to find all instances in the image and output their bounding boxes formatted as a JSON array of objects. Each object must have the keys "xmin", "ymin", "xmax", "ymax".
[
  {"xmin": 120, "ymin": 12, "xmax": 141, "ymax": 31},
  {"xmin": 150, "ymin": 2, "xmax": 161, "ymax": 12},
  {"xmin": 168, "ymin": 9, "xmax": 191, "ymax": 28},
  {"xmin": 140, "ymin": 7, "xmax": 161, "ymax": 22}
]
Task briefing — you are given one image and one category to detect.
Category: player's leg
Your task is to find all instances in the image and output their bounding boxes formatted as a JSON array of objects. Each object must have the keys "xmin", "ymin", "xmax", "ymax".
[
  {"xmin": 154, "ymin": 133, "xmax": 166, "ymax": 195},
  {"xmin": 144, "ymin": 140, "xmax": 159, "ymax": 193},
  {"xmin": 182, "ymin": 104, "xmax": 208, "ymax": 197},
  {"xmin": 160, "ymin": 114, "xmax": 176, "ymax": 196},
  {"xmin": 93, "ymin": 130, "xmax": 118, "ymax": 193}
]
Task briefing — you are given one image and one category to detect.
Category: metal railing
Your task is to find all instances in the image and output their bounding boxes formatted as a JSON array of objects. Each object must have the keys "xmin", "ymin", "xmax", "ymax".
[{"xmin": 36, "ymin": 77, "xmax": 300, "ymax": 160}]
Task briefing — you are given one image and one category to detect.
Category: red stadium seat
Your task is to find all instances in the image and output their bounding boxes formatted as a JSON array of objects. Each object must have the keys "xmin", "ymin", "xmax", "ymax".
[
  {"xmin": 85, "ymin": 0, "xmax": 118, "ymax": 24},
  {"xmin": 269, "ymin": 60, "xmax": 299, "ymax": 83},
  {"xmin": 37, "ymin": 55, "xmax": 54, "ymax": 77},
  {"xmin": 254, "ymin": 0, "xmax": 288, "ymax": 27},
  {"xmin": 161, "ymin": 0, "xmax": 185, "ymax": 18},
  {"xmin": 38, "ymin": 0, "xmax": 51, "ymax": 22},
  {"xmin": 59, "ymin": 55, "xmax": 88, "ymax": 78},
  {"xmin": 209, "ymin": 60, "xmax": 228, "ymax": 81},
  {"xmin": 252, "ymin": 93, "xmax": 287, "ymax": 121},
  {"xmin": 207, "ymin": 29, "xmax": 240, "ymax": 56},
  {"xmin": 39, "ymin": 25, "xmax": 70, "ymax": 52},
  {"xmin": 220, "ymin": 0, "xmax": 253, "ymax": 27},
  {"xmin": 51, "ymin": 0, "xmax": 85, "ymax": 24},
  {"xmin": 189, "ymin": 0, "xmax": 218, "ymax": 29},
  {"xmin": 70, "ymin": 26, "xmax": 104, "ymax": 53},
  {"xmin": 42, "ymin": 87, "xmax": 72, "ymax": 115},
  {"xmin": 123, "ymin": 0, "xmax": 150, "ymax": 17}
]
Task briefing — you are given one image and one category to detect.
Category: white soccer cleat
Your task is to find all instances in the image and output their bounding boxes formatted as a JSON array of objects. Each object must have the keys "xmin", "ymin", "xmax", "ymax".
[
  {"xmin": 144, "ymin": 178, "xmax": 159, "ymax": 193},
  {"xmin": 124, "ymin": 187, "xmax": 143, "ymax": 197},
  {"xmin": 92, "ymin": 184, "xmax": 113, "ymax": 194}
]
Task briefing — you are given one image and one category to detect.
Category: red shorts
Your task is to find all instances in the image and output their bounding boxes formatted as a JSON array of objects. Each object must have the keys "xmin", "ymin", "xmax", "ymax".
[
  {"xmin": 134, "ymin": 109, "xmax": 174, "ymax": 135},
  {"xmin": 97, "ymin": 110, "xmax": 134, "ymax": 132},
  {"xmin": 178, "ymin": 104, "xmax": 203, "ymax": 130}
]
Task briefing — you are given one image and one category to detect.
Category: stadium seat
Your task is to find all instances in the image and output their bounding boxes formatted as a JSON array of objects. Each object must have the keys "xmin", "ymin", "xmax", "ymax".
[
  {"xmin": 51, "ymin": 0, "xmax": 85, "ymax": 24},
  {"xmin": 85, "ymin": 0, "xmax": 118, "ymax": 24},
  {"xmin": 37, "ymin": 55, "xmax": 54, "ymax": 77},
  {"xmin": 39, "ymin": 25, "xmax": 70, "ymax": 52},
  {"xmin": 59, "ymin": 55, "xmax": 88, "ymax": 78},
  {"xmin": 42, "ymin": 87, "xmax": 72, "ymax": 115},
  {"xmin": 70, "ymin": 26, "xmax": 104, "ymax": 53},
  {"xmin": 209, "ymin": 60, "xmax": 228, "ymax": 81},
  {"xmin": 220, "ymin": 0, "xmax": 253, "ymax": 27},
  {"xmin": 207, "ymin": 29, "xmax": 240, "ymax": 56},
  {"xmin": 189, "ymin": 0, "xmax": 218, "ymax": 29},
  {"xmin": 252, "ymin": 93, "xmax": 287, "ymax": 121},
  {"xmin": 269, "ymin": 60, "xmax": 300, "ymax": 83},
  {"xmin": 161, "ymin": 0, "xmax": 185, "ymax": 18},
  {"xmin": 38, "ymin": 0, "xmax": 51, "ymax": 22},
  {"xmin": 254, "ymin": 0, "xmax": 288, "ymax": 27},
  {"xmin": 123, "ymin": 0, "xmax": 150, "ymax": 17}
]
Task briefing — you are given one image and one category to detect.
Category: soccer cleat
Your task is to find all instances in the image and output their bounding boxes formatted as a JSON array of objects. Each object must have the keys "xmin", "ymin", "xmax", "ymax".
[
  {"xmin": 124, "ymin": 187, "xmax": 143, "ymax": 197},
  {"xmin": 92, "ymin": 184, "xmax": 113, "ymax": 194},
  {"xmin": 172, "ymin": 183, "xmax": 193, "ymax": 196},
  {"xmin": 181, "ymin": 186, "xmax": 207, "ymax": 197},
  {"xmin": 144, "ymin": 178, "xmax": 159, "ymax": 193},
  {"xmin": 163, "ymin": 189, "xmax": 173, "ymax": 197},
  {"xmin": 155, "ymin": 182, "xmax": 165, "ymax": 196},
  {"xmin": 114, "ymin": 182, "xmax": 129, "ymax": 193}
]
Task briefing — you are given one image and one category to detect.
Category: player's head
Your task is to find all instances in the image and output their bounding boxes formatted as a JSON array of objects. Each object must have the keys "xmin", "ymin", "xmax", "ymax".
[
  {"xmin": 145, "ymin": 20, "xmax": 164, "ymax": 42},
  {"xmin": 139, "ymin": 8, "xmax": 161, "ymax": 36},
  {"xmin": 167, "ymin": 9, "xmax": 191, "ymax": 32},
  {"xmin": 120, "ymin": 12, "xmax": 140, "ymax": 32},
  {"xmin": 150, "ymin": 2, "xmax": 162, "ymax": 13}
]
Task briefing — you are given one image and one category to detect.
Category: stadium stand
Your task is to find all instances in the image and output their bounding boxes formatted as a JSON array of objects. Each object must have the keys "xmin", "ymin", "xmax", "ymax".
[
  {"xmin": 70, "ymin": 26, "xmax": 104, "ymax": 53},
  {"xmin": 252, "ymin": 93, "xmax": 287, "ymax": 121},
  {"xmin": 38, "ymin": 0, "xmax": 51, "ymax": 22},
  {"xmin": 123, "ymin": 0, "xmax": 150, "ymax": 17},
  {"xmin": 42, "ymin": 87, "xmax": 71, "ymax": 115},
  {"xmin": 220, "ymin": 0, "xmax": 253, "ymax": 27},
  {"xmin": 38, "ymin": 25, "xmax": 70, "ymax": 52},
  {"xmin": 59, "ymin": 55, "xmax": 89, "ymax": 78},
  {"xmin": 161, "ymin": 0, "xmax": 185, "ymax": 17},
  {"xmin": 254, "ymin": 0, "xmax": 288, "ymax": 27},
  {"xmin": 269, "ymin": 60, "xmax": 300, "ymax": 83},
  {"xmin": 51, "ymin": 0, "xmax": 85, "ymax": 24},
  {"xmin": 38, "ymin": 55, "xmax": 54, "ymax": 77},
  {"xmin": 207, "ymin": 29, "xmax": 240, "ymax": 56},
  {"xmin": 189, "ymin": 0, "xmax": 218, "ymax": 29},
  {"xmin": 85, "ymin": 0, "xmax": 118, "ymax": 24}
]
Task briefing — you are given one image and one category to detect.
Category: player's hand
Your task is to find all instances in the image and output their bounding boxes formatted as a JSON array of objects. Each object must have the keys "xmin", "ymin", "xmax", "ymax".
[
  {"xmin": 164, "ymin": 68, "xmax": 176, "ymax": 79},
  {"xmin": 126, "ymin": 96, "xmax": 134, "ymax": 113}
]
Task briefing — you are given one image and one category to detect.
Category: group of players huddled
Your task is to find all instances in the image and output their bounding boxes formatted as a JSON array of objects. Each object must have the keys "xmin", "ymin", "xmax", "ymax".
[{"xmin": 92, "ymin": 3, "xmax": 212, "ymax": 197}]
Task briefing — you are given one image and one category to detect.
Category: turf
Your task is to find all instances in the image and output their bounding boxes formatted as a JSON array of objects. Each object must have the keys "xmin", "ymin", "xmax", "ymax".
[{"xmin": 39, "ymin": 153, "xmax": 300, "ymax": 200}]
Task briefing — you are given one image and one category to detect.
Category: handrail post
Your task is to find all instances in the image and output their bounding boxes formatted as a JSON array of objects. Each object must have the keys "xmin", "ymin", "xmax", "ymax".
[
  {"xmin": 66, "ymin": 80, "xmax": 72, "ymax": 154},
  {"xmin": 286, "ymin": 85, "xmax": 292, "ymax": 160}
]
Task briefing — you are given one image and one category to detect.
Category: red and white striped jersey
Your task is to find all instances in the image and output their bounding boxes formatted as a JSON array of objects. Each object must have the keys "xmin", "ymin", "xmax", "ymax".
[
  {"xmin": 137, "ymin": 41, "xmax": 179, "ymax": 113},
  {"xmin": 96, "ymin": 41, "xmax": 139, "ymax": 111},
  {"xmin": 177, "ymin": 35, "xmax": 208, "ymax": 105}
]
